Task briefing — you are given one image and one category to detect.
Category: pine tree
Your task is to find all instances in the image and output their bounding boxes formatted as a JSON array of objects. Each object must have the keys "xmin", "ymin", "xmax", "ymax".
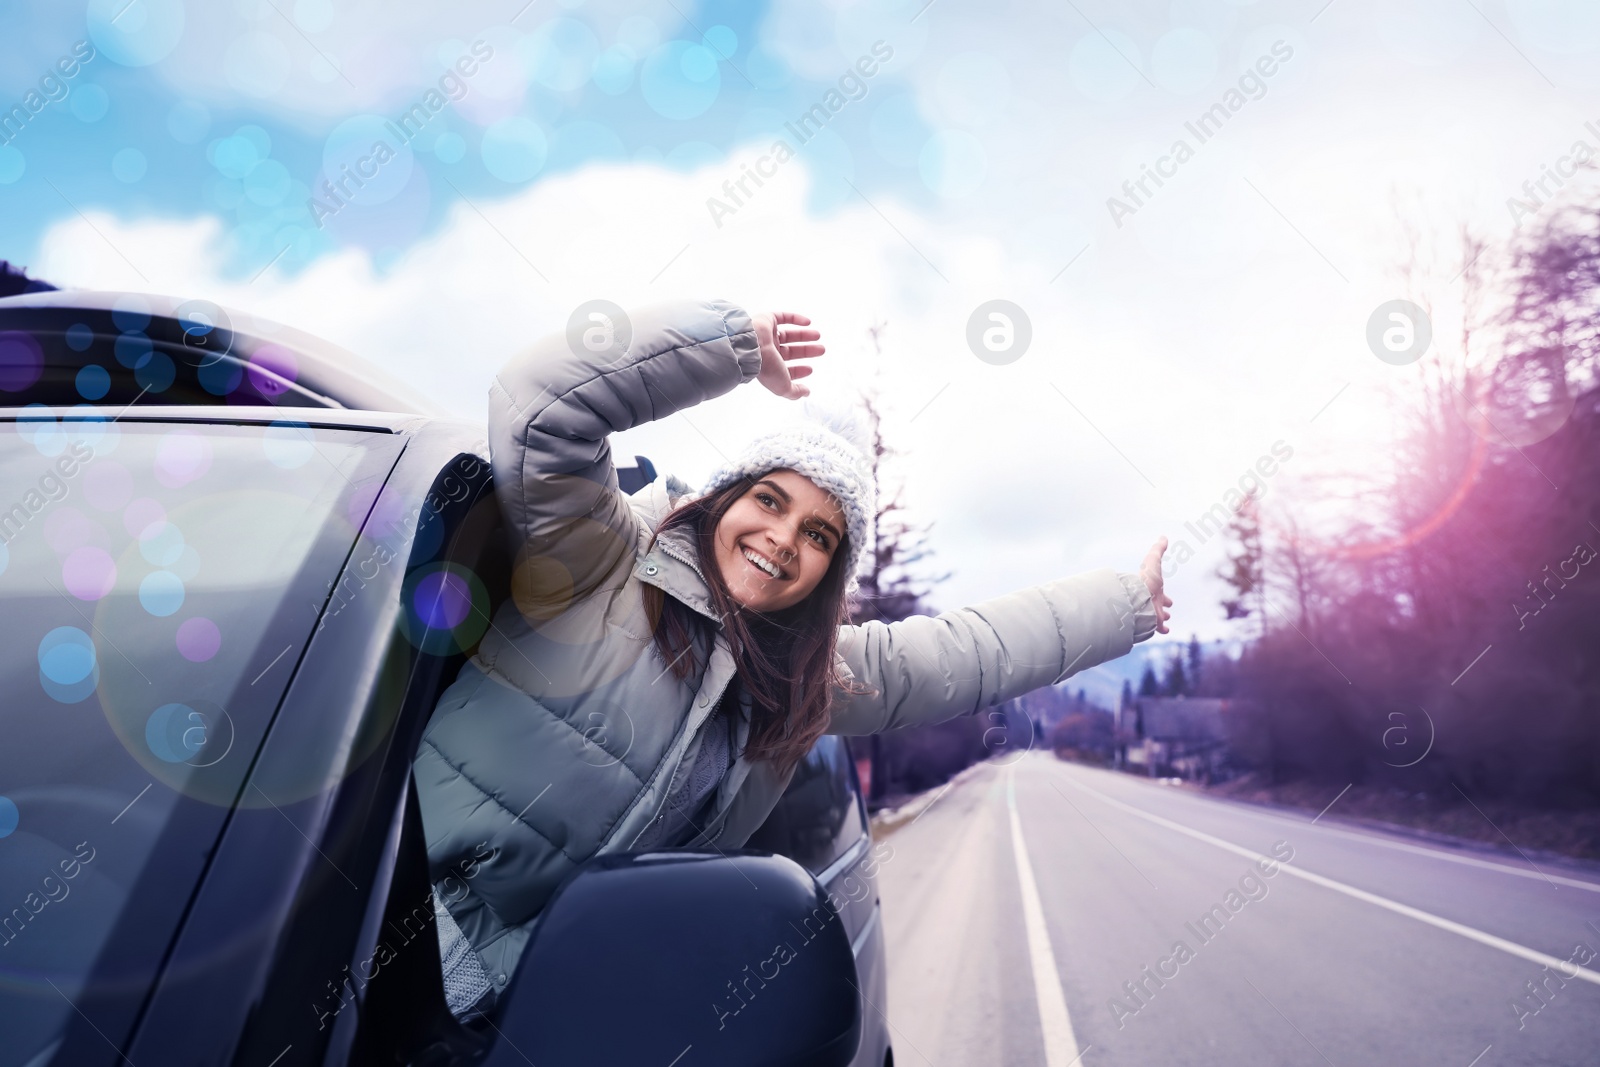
[
  {"xmin": 1218, "ymin": 487, "xmax": 1267, "ymax": 638},
  {"xmin": 1138, "ymin": 664, "xmax": 1160, "ymax": 696},
  {"xmin": 1162, "ymin": 651, "xmax": 1188, "ymax": 697}
]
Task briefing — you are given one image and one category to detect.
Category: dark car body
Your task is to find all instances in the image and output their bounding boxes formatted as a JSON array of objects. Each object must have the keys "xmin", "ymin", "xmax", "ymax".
[{"xmin": 0, "ymin": 293, "xmax": 892, "ymax": 1067}]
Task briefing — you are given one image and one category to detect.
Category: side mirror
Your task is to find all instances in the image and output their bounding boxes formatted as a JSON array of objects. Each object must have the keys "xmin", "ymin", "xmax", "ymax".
[{"xmin": 478, "ymin": 850, "xmax": 862, "ymax": 1067}]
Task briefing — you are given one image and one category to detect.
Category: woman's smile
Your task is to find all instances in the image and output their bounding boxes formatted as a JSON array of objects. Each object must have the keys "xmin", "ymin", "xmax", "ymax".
[{"xmin": 741, "ymin": 545, "xmax": 787, "ymax": 580}]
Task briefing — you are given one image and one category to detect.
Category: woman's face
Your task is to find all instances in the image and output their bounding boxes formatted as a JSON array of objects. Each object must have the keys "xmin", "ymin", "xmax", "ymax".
[{"xmin": 712, "ymin": 469, "xmax": 846, "ymax": 612}]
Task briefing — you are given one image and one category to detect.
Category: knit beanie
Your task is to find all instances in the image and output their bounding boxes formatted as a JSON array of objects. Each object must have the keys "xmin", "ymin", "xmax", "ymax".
[{"xmin": 700, "ymin": 406, "xmax": 877, "ymax": 595}]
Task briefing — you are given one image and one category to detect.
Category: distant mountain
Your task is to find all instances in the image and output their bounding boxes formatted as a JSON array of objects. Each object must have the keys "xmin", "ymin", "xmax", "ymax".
[{"xmin": 1068, "ymin": 638, "xmax": 1238, "ymax": 709}]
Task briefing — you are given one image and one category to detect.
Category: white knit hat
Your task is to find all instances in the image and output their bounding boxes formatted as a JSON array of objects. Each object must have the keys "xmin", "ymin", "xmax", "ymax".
[{"xmin": 700, "ymin": 407, "xmax": 876, "ymax": 595}]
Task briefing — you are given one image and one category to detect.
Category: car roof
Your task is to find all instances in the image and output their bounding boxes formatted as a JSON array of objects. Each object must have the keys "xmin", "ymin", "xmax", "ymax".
[
  {"xmin": 0, "ymin": 289, "xmax": 448, "ymax": 416},
  {"xmin": 0, "ymin": 403, "xmax": 458, "ymax": 435}
]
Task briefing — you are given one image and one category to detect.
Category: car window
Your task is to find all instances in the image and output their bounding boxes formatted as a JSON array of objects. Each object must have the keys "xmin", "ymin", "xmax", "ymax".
[
  {"xmin": 0, "ymin": 316, "xmax": 337, "ymax": 409},
  {"xmin": 0, "ymin": 416, "xmax": 403, "ymax": 1064},
  {"xmin": 745, "ymin": 735, "xmax": 868, "ymax": 876}
]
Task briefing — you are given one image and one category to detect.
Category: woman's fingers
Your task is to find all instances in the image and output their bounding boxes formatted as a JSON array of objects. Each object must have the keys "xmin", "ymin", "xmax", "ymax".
[
  {"xmin": 774, "ymin": 343, "xmax": 825, "ymax": 361},
  {"xmin": 1140, "ymin": 540, "xmax": 1165, "ymax": 582},
  {"xmin": 776, "ymin": 326, "xmax": 824, "ymax": 359},
  {"xmin": 1138, "ymin": 536, "xmax": 1173, "ymax": 633},
  {"xmin": 771, "ymin": 311, "xmax": 812, "ymax": 327}
]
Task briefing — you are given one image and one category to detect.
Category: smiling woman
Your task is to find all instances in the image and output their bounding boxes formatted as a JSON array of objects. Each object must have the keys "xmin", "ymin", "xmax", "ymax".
[
  {"xmin": 413, "ymin": 297, "xmax": 1170, "ymax": 1021},
  {"xmin": 640, "ymin": 416, "xmax": 875, "ymax": 783}
]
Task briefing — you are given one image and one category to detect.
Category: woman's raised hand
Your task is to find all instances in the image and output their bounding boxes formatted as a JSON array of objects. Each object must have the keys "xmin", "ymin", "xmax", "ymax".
[
  {"xmin": 1140, "ymin": 537, "xmax": 1174, "ymax": 635},
  {"xmin": 752, "ymin": 311, "xmax": 824, "ymax": 400}
]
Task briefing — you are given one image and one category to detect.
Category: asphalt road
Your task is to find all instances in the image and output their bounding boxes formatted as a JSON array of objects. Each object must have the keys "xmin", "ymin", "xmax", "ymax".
[{"xmin": 874, "ymin": 752, "xmax": 1600, "ymax": 1067}]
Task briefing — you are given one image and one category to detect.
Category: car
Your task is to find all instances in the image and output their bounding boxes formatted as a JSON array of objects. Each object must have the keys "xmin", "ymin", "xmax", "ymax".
[{"xmin": 0, "ymin": 291, "xmax": 894, "ymax": 1067}]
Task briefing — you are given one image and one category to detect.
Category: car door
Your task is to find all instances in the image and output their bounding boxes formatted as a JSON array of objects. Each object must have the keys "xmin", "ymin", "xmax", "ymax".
[
  {"xmin": 112, "ymin": 418, "xmax": 502, "ymax": 1067},
  {"xmin": 0, "ymin": 412, "xmax": 408, "ymax": 1066},
  {"xmin": 745, "ymin": 736, "xmax": 894, "ymax": 1067}
]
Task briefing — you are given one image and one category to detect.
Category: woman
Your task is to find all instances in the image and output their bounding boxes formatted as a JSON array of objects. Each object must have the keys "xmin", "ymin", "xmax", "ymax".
[{"xmin": 413, "ymin": 299, "xmax": 1173, "ymax": 1018}]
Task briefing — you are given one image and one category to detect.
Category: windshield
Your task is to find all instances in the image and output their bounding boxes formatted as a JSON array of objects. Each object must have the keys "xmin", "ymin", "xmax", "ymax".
[{"xmin": 0, "ymin": 416, "xmax": 403, "ymax": 1064}]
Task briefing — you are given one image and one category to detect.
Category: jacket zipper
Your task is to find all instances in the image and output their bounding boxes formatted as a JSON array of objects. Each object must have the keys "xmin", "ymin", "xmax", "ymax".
[
  {"xmin": 620, "ymin": 696, "xmax": 730, "ymax": 851},
  {"xmin": 656, "ymin": 536, "xmax": 702, "ymax": 578},
  {"xmin": 649, "ymin": 544, "xmax": 761, "ymax": 847},
  {"xmin": 609, "ymin": 537, "xmax": 731, "ymax": 851},
  {"xmin": 655, "ymin": 537, "xmax": 739, "ymax": 629}
]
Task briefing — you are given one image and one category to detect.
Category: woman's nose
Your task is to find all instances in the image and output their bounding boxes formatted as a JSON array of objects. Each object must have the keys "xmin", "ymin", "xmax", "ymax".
[{"xmin": 767, "ymin": 527, "xmax": 798, "ymax": 565}]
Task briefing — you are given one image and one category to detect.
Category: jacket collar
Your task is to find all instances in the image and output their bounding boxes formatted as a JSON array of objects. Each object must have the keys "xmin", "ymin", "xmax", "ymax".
[{"xmin": 629, "ymin": 480, "xmax": 723, "ymax": 625}]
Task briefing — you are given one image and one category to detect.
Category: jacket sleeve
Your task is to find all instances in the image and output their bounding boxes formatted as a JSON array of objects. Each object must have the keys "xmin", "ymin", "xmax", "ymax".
[
  {"xmin": 824, "ymin": 567, "xmax": 1157, "ymax": 735},
  {"xmin": 488, "ymin": 299, "xmax": 762, "ymax": 599}
]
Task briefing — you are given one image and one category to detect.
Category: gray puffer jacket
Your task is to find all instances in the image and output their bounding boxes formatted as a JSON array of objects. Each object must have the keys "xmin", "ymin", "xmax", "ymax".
[{"xmin": 412, "ymin": 298, "xmax": 1157, "ymax": 1000}]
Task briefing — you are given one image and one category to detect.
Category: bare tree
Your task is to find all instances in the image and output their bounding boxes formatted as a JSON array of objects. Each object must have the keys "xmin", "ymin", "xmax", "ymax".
[
  {"xmin": 845, "ymin": 323, "xmax": 958, "ymax": 804},
  {"xmin": 849, "ymin": 323, "xmax": 950, "ymax": 626},
  {"xmin": 1211, "ymin": 188, "xmax": 1600, "ymax": 807},
  {"xmin": 1505, "ymin": 163, "xmax": 1600, "ymax": 391},
  {"xmin": 1273, "ymin": 511, "xmax": 1320, "ymax": 637}
]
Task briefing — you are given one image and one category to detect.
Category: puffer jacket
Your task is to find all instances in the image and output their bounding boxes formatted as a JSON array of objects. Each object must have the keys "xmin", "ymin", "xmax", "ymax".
[{"xmin": 412, "ymin": 298, "xmax": 1158, "ymax": 996}]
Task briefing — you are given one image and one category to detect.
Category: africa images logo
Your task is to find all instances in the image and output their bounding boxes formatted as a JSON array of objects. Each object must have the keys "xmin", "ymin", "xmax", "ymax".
[
  {"xmin": 0, "ymin": 40, "xmax": 97, "ymax": 147},
  {"xmin": 306, "ymin": 40, "xmax": 493, "ymax": 229},
  {"xmin": 704, "ymin": 41, "xmax": 894, "ymax": 228}
]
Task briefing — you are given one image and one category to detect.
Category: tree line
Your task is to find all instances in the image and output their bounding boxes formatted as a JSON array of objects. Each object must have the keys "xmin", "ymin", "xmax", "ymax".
[
  {"xmin": 1207, "ymin": 180, "xmax": 1600, "ymax": 805},
  {"xmin": 845, "ymin": 181, "xmax": 1600, "ymax": 811}
]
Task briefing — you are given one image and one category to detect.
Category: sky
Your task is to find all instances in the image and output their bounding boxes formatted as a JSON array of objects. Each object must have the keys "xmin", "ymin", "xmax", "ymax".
[{"xmin": 4, "ymin": 0, "xmax": 1599, "ymax": 644}]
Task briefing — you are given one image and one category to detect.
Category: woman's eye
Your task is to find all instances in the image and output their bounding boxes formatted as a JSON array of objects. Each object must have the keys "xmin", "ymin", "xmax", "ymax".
[
  {"xmin": 756, "ymin": 492, "xmax": 776, "ymax": 507},
  {"xmin": 806, "ymin": 529, "xmax": 828, "ymax": 548}
]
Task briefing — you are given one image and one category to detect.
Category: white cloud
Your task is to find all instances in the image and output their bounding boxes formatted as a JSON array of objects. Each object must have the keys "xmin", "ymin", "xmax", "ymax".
[
  {"xmin": 16, "ymin": 0, "xmax": 1600, "ymax": 651},
  {"xmin": 29, "ymin": 69, "xmax": 1546, "ymax": 640}
]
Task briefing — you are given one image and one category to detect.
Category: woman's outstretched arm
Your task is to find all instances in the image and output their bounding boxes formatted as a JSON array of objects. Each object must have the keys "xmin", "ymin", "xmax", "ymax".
[
  {"xmin": 825, "ymin": 540, "xmax": 1172, "ymax": 735},
  {"xmin": 487, "ymin": 300, "xmax": 818, "ymax": 598}
]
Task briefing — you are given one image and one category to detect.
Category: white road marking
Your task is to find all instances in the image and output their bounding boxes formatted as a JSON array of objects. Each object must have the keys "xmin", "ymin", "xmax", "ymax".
[
  {"xmin": 1303, "ymin": 811, "xmax": 1600, "ymax": 892},
  {"xmin": 1101, "ymin": 770, "xmax": 1600, "ymax": 893},
  {"xmin": 1058, "ymin": 768, "xmax": 1600, "ymax": 988},
  {"xmin": 1007, "ymin": 764, "xmax": 1089, "ymax": 1067}
]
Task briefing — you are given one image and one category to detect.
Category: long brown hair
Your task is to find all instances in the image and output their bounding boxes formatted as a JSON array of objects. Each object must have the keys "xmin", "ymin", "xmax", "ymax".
[{"xmin": 641, "ymin": 473, "xmax": 871, "ymax": 778}]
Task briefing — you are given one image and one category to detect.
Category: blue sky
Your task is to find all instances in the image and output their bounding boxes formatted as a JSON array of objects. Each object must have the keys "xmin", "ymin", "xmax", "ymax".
[
  {"xmin": 5, "ymin": 0, "xmax": 1599, "ymax": 639},
  {"xmin": 2, "ymin": 0, "xmax": 945, "ymax": 275}
]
